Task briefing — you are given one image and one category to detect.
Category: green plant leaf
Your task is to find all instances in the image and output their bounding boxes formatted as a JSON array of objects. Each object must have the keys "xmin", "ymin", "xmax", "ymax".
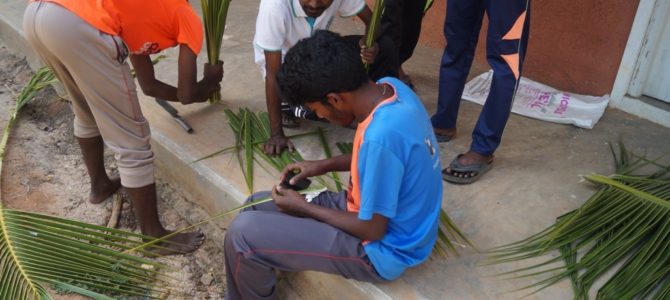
[
  {"xmin": 1, "ymin": 67, "xmax": 171, "ymax": 299},
  {"xmin": 201, "ymin": 0, "xmax": 232, "ymax": 103},
  {"xmin": 487, "ymin": 143, "xmax": 670, "ymax": 299}
]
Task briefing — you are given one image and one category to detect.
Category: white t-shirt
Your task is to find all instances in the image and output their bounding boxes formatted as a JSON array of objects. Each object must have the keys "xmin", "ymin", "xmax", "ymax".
[{"xmin": 253, "ymin": 0, "xmax": 366, "ymax": 77}]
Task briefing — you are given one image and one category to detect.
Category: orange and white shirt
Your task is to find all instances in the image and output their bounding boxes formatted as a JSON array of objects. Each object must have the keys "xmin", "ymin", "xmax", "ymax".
[{"xmin": 39, "ymin": 0, "xmax": 203, "ymax": 55}]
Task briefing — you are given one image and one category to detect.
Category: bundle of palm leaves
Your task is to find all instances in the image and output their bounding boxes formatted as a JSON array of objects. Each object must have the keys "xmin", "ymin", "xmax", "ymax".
[
  {"xmin": 1, "ymin": 67, "xmax": 172, "ymax": 299},
  {"xmin": 488, "ymin": 144, "xmax": 670, "ymax": 299},
  {"xmin": 201, "ymin": 0, "xmax": 232, "ymax": 103}
]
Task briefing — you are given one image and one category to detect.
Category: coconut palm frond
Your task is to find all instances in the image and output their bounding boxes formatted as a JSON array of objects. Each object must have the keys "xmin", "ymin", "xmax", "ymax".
[
  {"xmin": 336, "ymin": 142, "xmax": 353, "ymax": 155},
  {"xmin": 433, "ymin": 209, "xmax": 475, "ymax": 257},
  {"xmin": 201, "ymin": 0, "xmax": 232, "ymax": 103},
  {"xmin": 487, "ymin": 144, "xmax": 670, "ymax": 299},
  {"xmin": 189, "ymin": 130, "xmax": 320, "ymax": 165},
  {"xmin": 1, "ymin": 68, "xmax": 171, "ymax": 299},
  {"xmin": 222, "ymin": 108, "xmax": 336, "ymax": 193}
]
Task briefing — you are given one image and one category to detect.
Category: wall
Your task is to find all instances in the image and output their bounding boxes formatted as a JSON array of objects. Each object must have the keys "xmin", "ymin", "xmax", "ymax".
[{"xmin": 412, "ymin": 0, "xmax": 640, "ymax": 95}]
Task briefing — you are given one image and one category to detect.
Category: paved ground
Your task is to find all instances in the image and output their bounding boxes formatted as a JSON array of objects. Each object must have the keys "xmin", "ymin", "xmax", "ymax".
[{"xmin": 2, "ymin": 0, "xmax": 669, "ymax": 299}]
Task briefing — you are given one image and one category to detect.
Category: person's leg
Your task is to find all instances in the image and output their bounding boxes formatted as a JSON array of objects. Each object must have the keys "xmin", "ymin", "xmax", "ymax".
[
  {"xmin": 24, "ymin": 1, "xmax": 121, "ymax": 204},
  {"xmin": 469, "ymin": 0, "xmax": 530, "ymax": 156},
  {"xmin": 430, "ymin": 0, "xmax": 485, "ymax": 140},
  {"xmin": 224, "ymin": 201, "xmax": 382, "ymax": 299},
  {"xmin": 242, "ymin": 190, "xmax": 345, "ymax": 213},
  {"xmin": 369, "ymin": 34, "xmax": 400, "ymax": 80},
  {"xmin": 444, "ymin": 0, "xmax": 530, "ymax": 182},
  {"xmin": 122, "ymin": 184, "xmax": 203, "ymax": 254},
  {"xmin": 379, "ymin": 0, "xmax": 404, "ymax": 69},
  {"xmin": 32, "ymin": 3, "xmax": 203, "ymax": 253},
  {"xmin": 77, "ymin": 136, "xmax": 122, "ymax": 203},
  {"xmin": 398, "ymin": 0, "xmax": 428, "ymax": 65}
]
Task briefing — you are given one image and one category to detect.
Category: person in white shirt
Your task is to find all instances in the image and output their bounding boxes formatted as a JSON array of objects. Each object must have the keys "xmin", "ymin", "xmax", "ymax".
[{"xmin": 254, "ymin": 0, "xmax": 398, "ymax": 156}]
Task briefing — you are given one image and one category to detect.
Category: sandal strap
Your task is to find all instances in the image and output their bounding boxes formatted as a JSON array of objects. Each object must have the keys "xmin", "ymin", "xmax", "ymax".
[{"xmin": 449, "ymin": 154, "xmax": 492, "ymax": 173}]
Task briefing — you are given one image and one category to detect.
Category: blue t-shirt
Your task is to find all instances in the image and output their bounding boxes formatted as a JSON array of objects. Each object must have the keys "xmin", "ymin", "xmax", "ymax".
[{"xmin": 349, "ymin": 77, "xmax": 443, "ymax": 280}]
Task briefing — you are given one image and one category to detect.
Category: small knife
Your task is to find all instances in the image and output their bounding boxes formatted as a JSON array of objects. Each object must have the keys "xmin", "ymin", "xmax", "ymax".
[{"xmin": 154, "ymin": 98, "xmax": 194, "ymax": 133}]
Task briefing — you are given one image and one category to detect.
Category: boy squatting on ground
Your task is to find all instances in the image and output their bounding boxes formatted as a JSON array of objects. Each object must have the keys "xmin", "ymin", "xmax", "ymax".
[
  {"xmin": 254, "ymin": 0, "xmax": 399, "ymax": 156},
  {"xmin": 224, "ymin": 30, "xmax": 443, "ymax": 299}
]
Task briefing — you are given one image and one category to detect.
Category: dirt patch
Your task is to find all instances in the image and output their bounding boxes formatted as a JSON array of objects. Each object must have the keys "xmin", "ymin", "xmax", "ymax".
[{"xmin": 0, "ymin": 46, "xmax": 226, "ymax": 299}]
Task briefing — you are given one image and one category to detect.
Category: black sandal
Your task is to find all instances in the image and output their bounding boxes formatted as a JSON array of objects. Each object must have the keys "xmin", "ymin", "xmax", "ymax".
[
  {"xmin": 281, "ymin": 112, "xmax": 300, "ymax": 128},
  {"xmin": 441, "ymin": 154, "xmax": 493, "ymax": 184}
]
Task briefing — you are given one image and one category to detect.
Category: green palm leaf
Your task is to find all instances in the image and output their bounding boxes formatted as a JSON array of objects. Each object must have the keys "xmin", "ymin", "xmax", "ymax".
[
  {"xmin": 201, "ymin": 0, "xmax": 232, "ymax": 103},
  {"xmin": 364, "ymin": 0, "xmax": 385, "ymax": 71},
  {"xmin": 1, "ymin": 67, "xmax": 172, "ymax": 299},
  {"xmin": 220, "ymin": 108, "xmax": 336, "ymax": 193},
  {"xmin": 487, "ymin": 143, "xmax": 670, "ymax": 299}
]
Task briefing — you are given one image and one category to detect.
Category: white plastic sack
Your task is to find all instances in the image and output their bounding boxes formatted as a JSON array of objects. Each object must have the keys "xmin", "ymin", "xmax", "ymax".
[{"xmin": 462, "ymin": 70, "xmax": 609, "ymax": 129}]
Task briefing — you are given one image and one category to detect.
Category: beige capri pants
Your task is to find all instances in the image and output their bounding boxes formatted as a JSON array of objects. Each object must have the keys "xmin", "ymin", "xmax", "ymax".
[{"xmin": 23, "ymin": 1, "xmax": 154, "ymax": 188}]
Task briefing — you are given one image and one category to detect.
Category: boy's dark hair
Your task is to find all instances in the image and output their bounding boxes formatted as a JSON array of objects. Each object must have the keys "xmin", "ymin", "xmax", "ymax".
[{"xmin": 277, "ymin": 30, "xmax": 368, "ymax": 107}]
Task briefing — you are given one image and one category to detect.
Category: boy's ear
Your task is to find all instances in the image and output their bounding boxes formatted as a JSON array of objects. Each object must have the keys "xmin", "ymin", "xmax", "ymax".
[{"xmin": 326, "ymin": 92, "xmax": 342, "ymax": 107}]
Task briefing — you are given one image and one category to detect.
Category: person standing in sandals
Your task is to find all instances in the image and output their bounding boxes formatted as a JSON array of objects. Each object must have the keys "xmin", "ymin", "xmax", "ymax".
[
  {"xmin": 254, "ymin": 0, "xmax": 399, "ymax": 156},
  {"xmin": 380, "ymin": 0, "xmax": 433, "ymax": 89},
  {"xmin": 224, "ymin": 30, "xmax": 442, "ymax": 299},
  {"xmin": 23, "ymin": 0, "xmax": 223, "ymax": 254},
  {"xmin": 431, "ymin": 0, "xmax": 530, "ymax": 184}
]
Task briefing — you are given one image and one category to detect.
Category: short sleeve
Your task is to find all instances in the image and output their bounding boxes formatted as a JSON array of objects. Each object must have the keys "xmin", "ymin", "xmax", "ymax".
[
  {"xmin": 357, "ymin": 141, "xmax": 404, "ymax": 220},
  {"xmin": 254, "ymin": 1, "xmax": 286, "ymax": 52},
  {"xmin": 338, "ymin": 0, "xmax": 366, "ymax": 18},
  {"xmin": 174, "ymin": 5, "xmax": 204, "ymax": 54}
]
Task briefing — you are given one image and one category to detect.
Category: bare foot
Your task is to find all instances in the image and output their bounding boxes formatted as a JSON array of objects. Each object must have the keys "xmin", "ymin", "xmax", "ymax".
[
  {"xmin": 444, "ymin": 151, "xmax": 493, "ymax": 179},
  {"xmin": 89, "ymin": 176, "xmax": 121, "ymax": 204},
  {"xmin": 149, "ymin": 231, "xmax": 206, "ymax": 256}
]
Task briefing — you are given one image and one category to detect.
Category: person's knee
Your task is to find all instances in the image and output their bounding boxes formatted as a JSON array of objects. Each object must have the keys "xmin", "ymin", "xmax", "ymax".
[
  {"xmin": 113, "ymin": 145, "xmax": 155, "ymax": 188},
  {"xmin": 73, "ymin": 117, "xmax": 100, "ymax": 138},
  {"xmin": 225, "ymin": 212, "xmax": 258, "ymax": 252},
  {"xmin": 245, "ymin": 191, "xmax": 272, "ymax": 204}
]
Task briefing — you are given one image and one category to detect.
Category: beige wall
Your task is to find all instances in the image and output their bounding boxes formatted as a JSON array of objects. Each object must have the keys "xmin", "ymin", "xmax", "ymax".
[{"xmin": 402, "ymin": 0, "xmax": 641, "ymax": 95}]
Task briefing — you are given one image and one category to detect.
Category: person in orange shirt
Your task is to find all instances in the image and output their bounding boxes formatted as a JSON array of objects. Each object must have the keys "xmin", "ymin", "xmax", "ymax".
[{"xmin": 23, "ymin": 0, "xmax": 223, "ymax": 254}]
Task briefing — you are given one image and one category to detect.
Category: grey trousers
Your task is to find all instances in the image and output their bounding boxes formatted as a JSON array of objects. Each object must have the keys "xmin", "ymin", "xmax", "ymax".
[
  {"xmin": 23, "ymin": 1, "xmax": 154, "ymax": 188},
  {"xmin": 224, "ymin": 191, "xmax": 384, "ymax": 300}
]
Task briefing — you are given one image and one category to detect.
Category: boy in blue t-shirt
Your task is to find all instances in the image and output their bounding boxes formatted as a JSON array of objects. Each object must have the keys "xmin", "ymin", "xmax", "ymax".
[{"xmin": 223, "ymin": 30, "xmax": 442, "ymax": 300}]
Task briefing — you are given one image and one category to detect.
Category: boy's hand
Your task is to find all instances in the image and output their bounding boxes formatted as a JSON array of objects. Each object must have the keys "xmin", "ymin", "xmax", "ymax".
[
  {"xmin": 280, "ymin": 160, "xmax": 325, "ymax": 184},
  {"xmin": 204, "ymin": 60, "xmax": 224, "ymax": 83},
  {"xmin": 264, "ymin": 134, "xmax": 295, "ymax": 156},
  {"xmin": 358, "ymin": 39, "xmax": 379, "ymax": 65},
  {"xmin": 272, "ymin": 185, "xmax": 307, "ymax": 216}
]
